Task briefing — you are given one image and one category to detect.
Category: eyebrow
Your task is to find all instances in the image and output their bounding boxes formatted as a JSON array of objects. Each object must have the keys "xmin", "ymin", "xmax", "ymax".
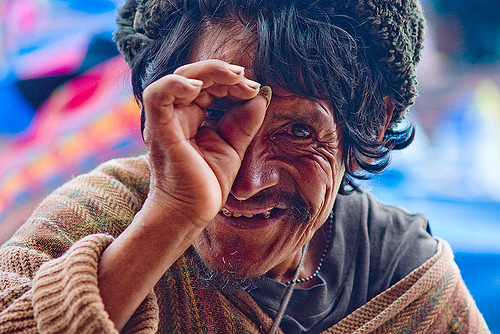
[
  {"xmin": 269, "ymin": 97, "xmax": 332, "ymax": 125},
  {"xmin": 271, "ymin": 92, "xmax": 290, "ymax": 98},
  {"xmin": 269, "ymin": 109, "xmax": 328, "ymax": 125}
]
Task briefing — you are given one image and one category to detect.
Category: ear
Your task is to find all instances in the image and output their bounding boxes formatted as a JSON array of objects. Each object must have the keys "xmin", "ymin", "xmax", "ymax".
[{"xmin": 349, "ymin": 96, "xmax": 395, "ymax": 171}]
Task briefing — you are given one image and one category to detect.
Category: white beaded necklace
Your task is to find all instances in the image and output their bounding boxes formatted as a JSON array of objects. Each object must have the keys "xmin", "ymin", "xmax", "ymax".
[{"xmin": 285, "ymin": 211, "xmax": 334, "ymax": 285}]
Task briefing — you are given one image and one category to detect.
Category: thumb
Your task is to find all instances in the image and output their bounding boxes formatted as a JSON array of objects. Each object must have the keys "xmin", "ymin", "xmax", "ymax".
[{"xmin": 215, "ymin": 86, "xmax": 272, "ymax": 159}]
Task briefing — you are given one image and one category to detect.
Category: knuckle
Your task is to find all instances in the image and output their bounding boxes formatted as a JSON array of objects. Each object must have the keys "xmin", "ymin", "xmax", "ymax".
[
  {"xmin": 174, "ymin": 59, "xmax": 228, "ymax": 76},
  {"xmin": 173, "ymin": 63, "xmax": 191, "ymax": 74},
  {"xmin": 205, "ymin": 59, "xmax": 228, "ymax": 69},
  {"xmin": 142, "ymin": 88, "xmax": 160, "ymax": 106},
  {"xmin": 143, "ymin": 74, "xmax": 186, "ymax": 105}
]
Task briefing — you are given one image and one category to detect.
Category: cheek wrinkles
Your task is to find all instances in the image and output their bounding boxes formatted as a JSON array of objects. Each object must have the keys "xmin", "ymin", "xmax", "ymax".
[
  {"xmin": 318, "ymin": 125, "xmax": 344, "ymax": 175},
  {"xmin": 317, "ymin": 145, "xmax": 344, "ymax": 180},
  {"xmin": 265, "ymin": 140, "xmax": 339, "ymax": 184}
]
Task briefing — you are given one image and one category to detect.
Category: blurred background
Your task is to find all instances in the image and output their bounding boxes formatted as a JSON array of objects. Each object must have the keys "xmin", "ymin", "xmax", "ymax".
[{"xmin": 0, "ymin": 0, "xmax": 498, "ymax": 331}]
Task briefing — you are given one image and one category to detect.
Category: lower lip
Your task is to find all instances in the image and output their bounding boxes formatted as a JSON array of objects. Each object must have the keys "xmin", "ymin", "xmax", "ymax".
[{"xmin": 217, "ymin": 210, "xmax": 286, "ymax": 230}]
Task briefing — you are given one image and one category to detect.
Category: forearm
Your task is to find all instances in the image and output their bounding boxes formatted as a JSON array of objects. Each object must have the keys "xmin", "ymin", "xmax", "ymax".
[{"xmin": 97, "ymin": 197, "xmax": 206, "ymax": 331}]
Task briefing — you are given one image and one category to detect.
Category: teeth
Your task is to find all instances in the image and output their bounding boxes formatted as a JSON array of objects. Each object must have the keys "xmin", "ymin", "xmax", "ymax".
[
  {"xmin": 222, "ymin": 208, "xmax": 232, "ymax": 217},
  {"xmin": 220, "ymin": 208, "xmax": 273, "ymax": 219}
]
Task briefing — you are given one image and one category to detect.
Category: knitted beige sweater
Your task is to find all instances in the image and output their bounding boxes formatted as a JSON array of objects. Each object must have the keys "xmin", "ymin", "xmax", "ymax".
[{"xmin": 0, "ymin": 157, "xmax": 490, "ymax": 333}]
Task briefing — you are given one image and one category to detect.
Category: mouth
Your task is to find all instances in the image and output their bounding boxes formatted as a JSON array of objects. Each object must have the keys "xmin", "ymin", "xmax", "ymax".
[
  {"xmin": 218, "ymin": 206, "xmax": 286, "ymax": 229},
  {"xmin": 221, "ymin": 207, "xmax": 274, "ymax": 219}
]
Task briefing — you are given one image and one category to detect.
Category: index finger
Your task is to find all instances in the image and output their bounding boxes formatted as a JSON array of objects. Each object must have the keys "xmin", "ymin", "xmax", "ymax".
[
  {"xmin": 174, "ymin": 60, "xmax": 260, "ymax": 102},
  {"xmin": 215, "ymin": 86, "xmax": 272, "ymax": 159},
  {"xmin": 174, "ymin": 59, "xmax": 244, "ymax": 87}
]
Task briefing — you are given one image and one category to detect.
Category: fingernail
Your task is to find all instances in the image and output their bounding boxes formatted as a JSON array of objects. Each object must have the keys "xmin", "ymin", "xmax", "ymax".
[
  {"xmin": 187, "ymin": 78, "xmax": 203, "ymax": 86},
  {"xmin": 257, "ymin": 86, "xmax": 272, "ymax": 108},
  {"xmin": 227, "ymin": 64, "xmax": 245, "ymax": 75},
  {"xmin": 243, "ymin": 78, "xmax": 261, "ymax": 90}
]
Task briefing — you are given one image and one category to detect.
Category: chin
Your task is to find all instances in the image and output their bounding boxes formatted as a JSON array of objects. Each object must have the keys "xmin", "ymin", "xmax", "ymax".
[
  {"xmin": 194, "ymin": 239, "xmax": 257, "ymax": 278},
  {"xmin": 194, "ymin": 220, "xmax": 269, "ymax": 271},
  {"xmin": 191, "ymin": 245, "xmax": 265, "ymax": 292}
]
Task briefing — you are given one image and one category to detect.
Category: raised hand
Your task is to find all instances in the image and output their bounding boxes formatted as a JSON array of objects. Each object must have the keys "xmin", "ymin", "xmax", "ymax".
[
  {"xmin": 142, "ymin": 59, "xmax": 270, "ymax": 226},
  {"xmin": 97, "ymin": 60, "xmax": 270, "ymax": 330}
]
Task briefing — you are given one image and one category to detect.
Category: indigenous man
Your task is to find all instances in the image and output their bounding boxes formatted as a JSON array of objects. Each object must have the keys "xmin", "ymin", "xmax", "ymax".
[{"xmin": 0, "ymin": 0, "xmax": 490, "ymax": 333}]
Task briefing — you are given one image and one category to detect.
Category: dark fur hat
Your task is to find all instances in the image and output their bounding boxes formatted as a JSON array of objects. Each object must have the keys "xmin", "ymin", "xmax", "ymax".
[{"xmin": 113, "ymin": 0, "xmax": 425, "ymax": 124}]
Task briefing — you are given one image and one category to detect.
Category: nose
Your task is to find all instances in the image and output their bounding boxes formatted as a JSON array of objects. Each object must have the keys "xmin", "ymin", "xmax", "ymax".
[{"xmin": 230, "ymin": 140, "xmax": 280, "ymax": 200}]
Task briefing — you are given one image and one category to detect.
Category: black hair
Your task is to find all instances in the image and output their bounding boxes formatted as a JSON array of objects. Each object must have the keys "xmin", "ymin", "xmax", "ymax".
[{"xmin": 127, "ymin": 0, "xmax": 415, "ymax": 192}]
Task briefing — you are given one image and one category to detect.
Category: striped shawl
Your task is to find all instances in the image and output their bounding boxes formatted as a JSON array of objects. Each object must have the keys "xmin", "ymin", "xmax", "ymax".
[{"xmin": 0, "ymin": 156, "xmax": 490, "ymax": 333}]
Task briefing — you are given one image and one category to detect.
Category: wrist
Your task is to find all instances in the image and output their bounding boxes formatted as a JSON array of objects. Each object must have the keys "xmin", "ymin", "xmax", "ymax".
[
  {"xmin": 143, "ymin": 190, "xmax": 210, "ymax": 229},
  {"xmin": 134, "ymin": 196, "xmax": 207, "ymax": 244}
]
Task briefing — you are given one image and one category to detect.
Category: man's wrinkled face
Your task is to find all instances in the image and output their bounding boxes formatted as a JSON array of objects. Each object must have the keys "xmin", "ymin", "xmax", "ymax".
[{"xmin": 191, "ymin": 25, "xmax": 345, "ymax": 283}]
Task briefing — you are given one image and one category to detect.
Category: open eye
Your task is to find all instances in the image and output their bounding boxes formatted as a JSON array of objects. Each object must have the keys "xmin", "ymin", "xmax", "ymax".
[{"xmin": 291, "ymin": 123, "xmax": 312, "ymax": 138}]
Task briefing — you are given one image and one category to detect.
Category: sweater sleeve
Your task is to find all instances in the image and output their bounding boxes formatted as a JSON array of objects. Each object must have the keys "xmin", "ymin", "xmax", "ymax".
[{"xmin": 0, "ymin": 234, "xmax": 159, "ymax": 334}]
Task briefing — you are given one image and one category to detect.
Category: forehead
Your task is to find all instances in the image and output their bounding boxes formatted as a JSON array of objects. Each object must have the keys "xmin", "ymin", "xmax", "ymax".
[{"xmin": 190, "ymin": 23, "xmax": 254, "ymax": 66}]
